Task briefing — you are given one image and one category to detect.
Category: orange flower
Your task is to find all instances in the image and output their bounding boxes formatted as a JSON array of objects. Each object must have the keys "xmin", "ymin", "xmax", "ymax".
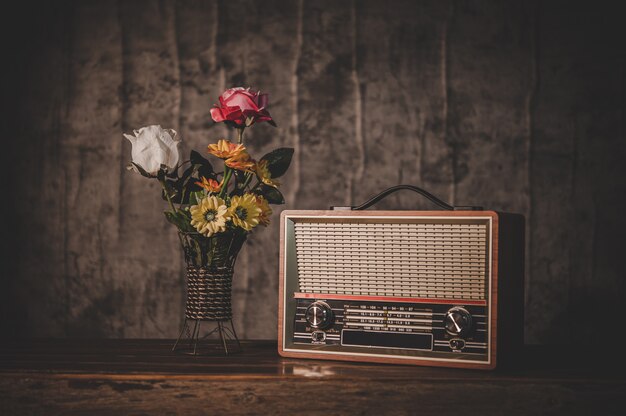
[
  {"xmin": 255, "ymin": 159, "xmax": 280, "ymax": 188},
  {"xmin": 255, "ymin": 195, "xmax": 272, "ymax": 226},
  {"xmin": 207, "ymin": 139, "xmax": 254, "ymax": 172},
  {"xmin": 226, "ymin": 153, "xmax": 256, "ymax": 172},
  {"xmin": 207, "ymin": 139, "xmax": 246, "ymax": 160},
  {"xmin": 195, "ymin": 177, "xmax": 222, "ymax": 193}
]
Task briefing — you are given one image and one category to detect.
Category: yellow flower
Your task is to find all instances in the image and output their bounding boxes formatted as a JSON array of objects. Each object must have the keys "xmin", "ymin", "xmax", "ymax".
[
  {"xmin": 207, "ymin": 139, "xmax": 246, "ymax": 160},
  {"xmin": 228, "ymin": 193, "xmax": 262, "ymax": 231},
  {"xmin": 195, "ymin": 177, "xmax": 222, "ymax": 193},
  {"xmin": 190, "ymin": 196, "xmax": 229, "ymax": 237},
  {"xmin": 255, "ymin": 195, "xmax": 272, "ymax": 226},
  {"xmin": 255, "ymin": 159, "xmax": 280, "ymax": 188}
]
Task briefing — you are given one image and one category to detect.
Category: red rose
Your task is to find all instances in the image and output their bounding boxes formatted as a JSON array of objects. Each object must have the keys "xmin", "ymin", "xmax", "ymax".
[{"xmin": 210, "ymin": 87, "xmax": 276, "ymax": 127}]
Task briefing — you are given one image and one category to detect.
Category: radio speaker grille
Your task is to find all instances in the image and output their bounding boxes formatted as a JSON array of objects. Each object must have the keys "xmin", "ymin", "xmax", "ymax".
[{"xmin": 294, "ymin": 220, "xmax": 489, "ymax": 300}]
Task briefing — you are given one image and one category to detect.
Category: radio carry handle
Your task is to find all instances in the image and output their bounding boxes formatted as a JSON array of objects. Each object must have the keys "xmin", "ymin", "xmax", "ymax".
[{"xmin": 331, "ymin": 184, "xmax": 482, "ymax": 211}]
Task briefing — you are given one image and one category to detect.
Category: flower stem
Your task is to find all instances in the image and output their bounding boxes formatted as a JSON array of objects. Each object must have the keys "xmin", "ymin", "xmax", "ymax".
[
  {"xmin": 159, "ymin": 179, "xmax": 178, "ymax": 214},
  {"xmin": 240, "ymin": 172, "xmax": 254, "ymax": 190},
  {"xmin": 219, "ymin": 166, "xmax": 233, "ymax": 199},
  {"xmin": 237, "ymin": 127, "xmax": 245, "ymax": 144}
]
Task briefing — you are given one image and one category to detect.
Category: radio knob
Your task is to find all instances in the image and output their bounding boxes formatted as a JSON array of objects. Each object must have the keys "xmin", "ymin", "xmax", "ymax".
[
  {"xmin": 444, "ymin": 307, "xmax": 472, "ymax": 337},
  {"xmin": 305, "ymin": 301, "xmax": 334, "ymax": 330}
]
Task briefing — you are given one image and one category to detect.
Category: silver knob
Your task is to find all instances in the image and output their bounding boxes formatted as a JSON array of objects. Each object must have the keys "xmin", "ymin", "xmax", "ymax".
[
  {"xmin": 444, "ymin": 307, "xmax": 472, "ymax": 337},
  {"xmin": 305, "ymin": 301, "xmax": 334, "ymax": 329}
]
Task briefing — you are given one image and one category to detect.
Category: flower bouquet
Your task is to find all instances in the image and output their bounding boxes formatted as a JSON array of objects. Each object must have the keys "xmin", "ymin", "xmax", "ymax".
[{"xmin": 124, "ymin": 87, "xmax": 292, "ymax": 353}]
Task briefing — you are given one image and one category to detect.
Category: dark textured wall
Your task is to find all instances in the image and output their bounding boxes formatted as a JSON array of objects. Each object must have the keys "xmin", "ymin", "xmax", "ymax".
[{"xmin": 1, "ymin": 0, "xmax": 624, "ymax": 343}]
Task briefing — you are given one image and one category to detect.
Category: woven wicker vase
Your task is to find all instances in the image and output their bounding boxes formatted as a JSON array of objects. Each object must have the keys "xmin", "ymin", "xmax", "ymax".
[
  {"xmin": 173, "ymin": 230, "xmax": 247, "ymax": 355},
  {"xmin": 180, "ymin": 231, "xmax": 247, "ymax": 320}
]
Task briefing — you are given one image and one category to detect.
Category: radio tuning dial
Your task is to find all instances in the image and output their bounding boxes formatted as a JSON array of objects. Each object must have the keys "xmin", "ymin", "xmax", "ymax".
[
  {"xmin": 444, "ymin": 307, "xmax": 472, "ymax": 337},
  {"xmin": 305, "ymin": 301, "xmax": 334, "ymax": 330}
]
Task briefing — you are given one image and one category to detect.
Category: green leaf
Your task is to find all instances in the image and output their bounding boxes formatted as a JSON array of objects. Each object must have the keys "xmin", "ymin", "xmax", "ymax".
[
  {"xmin": 168, "ymin": 152, "xmax": 217, "ymax": 205},
  {"xmin": 259, "ymin": 148, "xmax": 294, "ymax": 178},
  {"xmin": 177, "ymin": 181, "xmax": 202, "ymax": 204},
  {"xmin": 189, "ymin": 191, "xmax": 205, "ymax": 206},
  {"xmin": 161, "ymin": 179, "xmax": 179, "ymax": 202},
  {"xmin": 180, "ymin": 164, "xmax": 198, "ymax": 186},
  {"xmin": 190, "ymin": 150, "xmax": 215, "ymax": 178},
  {"xmin": 189, "ymin": 191, "xmax": 198, "ymax": 206},
  {"xmin": 190, "ymin": 150, "xmax": 208, "ymax": 165},
  {"xmin": 174, "ymin": 166, "xmax": 197, "ymax": 200},
  {"xmin": 169, "ymin": 164, "xmax": 203, "ymax": 204},
  {"xmin": 180, "ymin": 163, "xmax": 196, "ymax": 180},
  {"xmin": 232, "ymin": 170, "xmax": 247, "ymax": 192},
  {"xmin": 254, "ymin": 184, "xmax": 285, "ymax": 204},
  {"xmin": 198, "ymin": 166, "xmax": 215, "ymax": 180},
  {"xmin": 164, "ymin": 211, "xmax": 194, "ymax": 232}
]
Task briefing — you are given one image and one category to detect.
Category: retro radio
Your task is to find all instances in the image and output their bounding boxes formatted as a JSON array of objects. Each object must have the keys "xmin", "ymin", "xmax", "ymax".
[{"xmin": 278, "ymin": 186, "xmax": 524, "ymax": 369}]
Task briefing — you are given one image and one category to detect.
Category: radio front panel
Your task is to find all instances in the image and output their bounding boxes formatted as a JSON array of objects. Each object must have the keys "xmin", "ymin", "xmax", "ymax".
[
  {"xmin": 292, "ymin": 297, "xmax": 489, "ymax": 361},
  {"xmin": 279, "ymin": 212, "xmax": 503, "ymax": 368}
]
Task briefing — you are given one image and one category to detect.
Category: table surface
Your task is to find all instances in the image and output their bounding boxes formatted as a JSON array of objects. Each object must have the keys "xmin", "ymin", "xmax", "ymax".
[{"xmin": 1, "ymin": 339, "xmax": 624, "ymax": 415}]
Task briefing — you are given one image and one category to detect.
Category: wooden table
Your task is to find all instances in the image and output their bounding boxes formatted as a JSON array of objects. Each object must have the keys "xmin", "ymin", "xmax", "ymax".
[{"xmin": 1, "ymin": 339, "xmax": 624, "ymax": 415}]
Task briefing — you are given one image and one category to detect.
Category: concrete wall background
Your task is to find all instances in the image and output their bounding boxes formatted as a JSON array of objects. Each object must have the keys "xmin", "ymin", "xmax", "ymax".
[{"xmin": 1, "ymin": 0, "xmax": 624, "ymax": 343}]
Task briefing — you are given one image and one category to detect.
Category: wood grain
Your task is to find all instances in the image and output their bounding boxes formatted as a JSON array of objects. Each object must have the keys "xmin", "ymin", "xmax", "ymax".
[{"xmin": 1, "ymin": 340, "xmax": 624, "ymax": 416}]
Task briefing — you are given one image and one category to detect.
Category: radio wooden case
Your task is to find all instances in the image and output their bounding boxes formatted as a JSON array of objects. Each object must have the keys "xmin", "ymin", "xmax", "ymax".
[{"xmin": 278, "ymin": 210, "xmax": 524, "ymax": 370}]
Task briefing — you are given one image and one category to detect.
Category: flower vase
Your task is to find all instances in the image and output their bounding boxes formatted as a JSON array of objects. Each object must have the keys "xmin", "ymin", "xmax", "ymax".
[{"xmin": 172, "ymin": 230, "xmax": 247, "ymax": 355}]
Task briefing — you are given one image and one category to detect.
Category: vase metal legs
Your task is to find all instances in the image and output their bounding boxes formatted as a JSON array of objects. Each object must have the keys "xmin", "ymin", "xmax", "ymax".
[{"xmin": 172, "ymin": 318, "xmax": 242, "ymax": 355}]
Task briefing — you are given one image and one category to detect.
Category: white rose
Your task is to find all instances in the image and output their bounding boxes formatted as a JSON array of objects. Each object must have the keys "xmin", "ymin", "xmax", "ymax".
[{"xmin": 124, "ymin": 125, "xmax": 181, "ymax": 176}]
